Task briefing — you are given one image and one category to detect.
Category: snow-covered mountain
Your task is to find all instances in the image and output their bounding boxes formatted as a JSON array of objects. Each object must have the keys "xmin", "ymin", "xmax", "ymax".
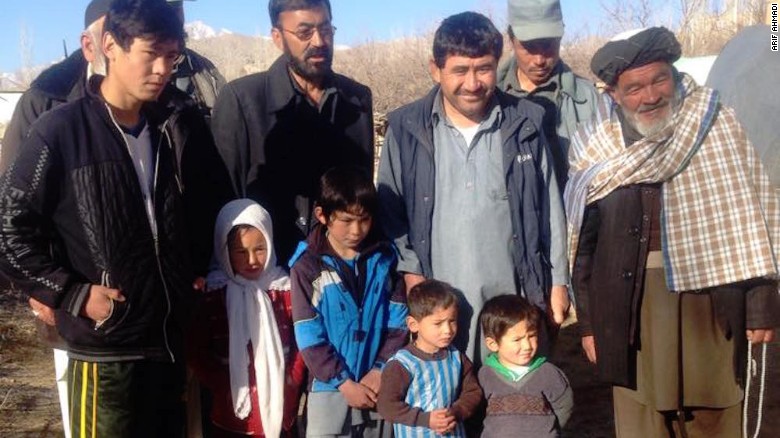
[
  {"xmin": 0, "ymin": 73, "xmax": 22, "ymax": 91},
  {"xmin": 0, "ymin": 67, "xmax": 47, "ymax": 91},
  {"xmin": 185, "ymin": 21, "xmax": 232, "ymax": 40},
  {"xmin": 1, "ymin": 21, "xmax": 357, "ymax": 90}
]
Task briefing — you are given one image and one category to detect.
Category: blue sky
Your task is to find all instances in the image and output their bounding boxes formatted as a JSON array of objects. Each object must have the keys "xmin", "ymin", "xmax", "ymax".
[{"xmin": 0, "ymin": 0, "xmax": 609, "ymax": 73}]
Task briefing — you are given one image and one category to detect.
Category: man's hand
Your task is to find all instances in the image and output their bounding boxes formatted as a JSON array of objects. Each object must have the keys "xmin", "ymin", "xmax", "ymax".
[
  {"xmin": 29, "ymin": 297, "xmax": 56, "ymax": 326},
  {"xmin": 547, "ymin": 285, "xmax": 570, "ymax": 326},
  {"xmin": 403, "ymin": 273, "xmax": 425, "ymax": 294},
  {"xmin": 747, "ymin": 329, "xmax": 775, "ymax": 344},
  {"xmin": 359, "ymin": 369, "xmax": 382, "ymax": 395},
  {"xmin": 428, "ymin": 408, "xmax": 456, "ymax": 434},
  {"xmin": 81, "ymin": 285, "xmax": 125, "ymax": 323},
  {"xmin": 338, "ymin": 379, "xmax": 377, "ymax": 409},
  {"xmin": 582, "ymin": 335, "xmax": 597, "ymax": 364}
]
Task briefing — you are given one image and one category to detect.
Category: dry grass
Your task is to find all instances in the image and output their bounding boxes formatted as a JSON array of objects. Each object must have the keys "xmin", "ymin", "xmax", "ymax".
[
  {"xmin": 188, "ymin": 34, "xmax": 279, "ymax": 80},
  {"xmin": 335, "ymin": 36, "xmax": 435, "ymax": 114},
  {"xmin": 183, "ymin": 14, "xmax": 760, "ymax": 116},
  {"xmin": 560, "ymin": 34, "xmax": 609, "ymax": 83},
  {"xmin": 0, "ymin": 286, "xmax": 63, "ymax": 437},
  {"xmin": 0, "ymin": 286, "xmax": 35, "ymax": 358}
]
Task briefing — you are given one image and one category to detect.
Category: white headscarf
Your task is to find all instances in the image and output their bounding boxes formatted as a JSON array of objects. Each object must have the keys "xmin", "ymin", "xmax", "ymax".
[{"xmin": 207, "ymin": 199, "xmax": 287, "ymax": 437}]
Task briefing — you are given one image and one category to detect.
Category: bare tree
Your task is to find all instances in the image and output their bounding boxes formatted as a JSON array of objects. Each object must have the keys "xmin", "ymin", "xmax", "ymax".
[
  {"xmin": 749, "ymin": 0, "xmax": 771, "ymax": 25},
  {"xmin": 560, "ymin": 33, "xmax": 608, "ymax": 82},
  {"xmin": 723, "ymin": 0, "xmax": 770, "ymax": 28},
  {"xmin": 477, "ymin": 0, "xmax": 504, "ymax": 27},
  {"xmin": 600, "ymin": 0, "xmax": 659, "ymax": 32},
  {"xmin": 676, "ymin": 0, "xmax": 709, "ymax": 52},
  {"xmin": 18, "ymin": 22, "xmax": 34, "ymax": 88},
  {"xmin": 188, "ymin": 34, "xmax": 279, "ymax": 81}
]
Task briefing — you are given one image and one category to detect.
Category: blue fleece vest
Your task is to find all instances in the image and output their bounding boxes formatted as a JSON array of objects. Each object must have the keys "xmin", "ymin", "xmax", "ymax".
[{"xmin": 386, "ymin": 87, "xmax": 552, "ymax": 310}]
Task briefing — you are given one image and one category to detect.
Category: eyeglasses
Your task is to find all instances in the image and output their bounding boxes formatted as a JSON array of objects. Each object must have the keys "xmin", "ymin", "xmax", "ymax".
[{"xmin": 280, "ymin": 24, "xmax": 336, "ymax": 42}]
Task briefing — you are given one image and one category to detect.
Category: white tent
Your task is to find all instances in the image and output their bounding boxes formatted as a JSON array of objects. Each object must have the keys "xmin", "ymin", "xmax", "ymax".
[
  {"xmin": 673, "ymin": 56, "xmax": 717, "ymax": 85},
  {"xmin": 707, "ymin": 25, "xmax": 780, "ymax": 186},
  {"xmin": 0, "ymin": 92, "xmax": 23, "ymax": 125}
]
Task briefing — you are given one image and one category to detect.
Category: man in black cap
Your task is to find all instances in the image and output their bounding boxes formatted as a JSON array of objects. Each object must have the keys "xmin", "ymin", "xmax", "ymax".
[
  {"xmin": 1, "ymin": 0, "xmax": 111, "ymax": 170},
  {"xmin": 567, "ymin": 27, "xmax": 780, "ymax": 436}
]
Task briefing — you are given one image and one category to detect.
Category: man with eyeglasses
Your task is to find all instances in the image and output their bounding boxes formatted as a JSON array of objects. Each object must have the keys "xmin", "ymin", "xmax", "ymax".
[{"xmin": 211, "ymin": 0, "xmax": 374, "ymax": 265}]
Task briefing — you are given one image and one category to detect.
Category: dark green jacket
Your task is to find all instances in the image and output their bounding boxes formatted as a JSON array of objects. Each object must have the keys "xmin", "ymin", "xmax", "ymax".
[{"xmin": 498, "ymin": 59, "xmax": 602, "ymax": 186}]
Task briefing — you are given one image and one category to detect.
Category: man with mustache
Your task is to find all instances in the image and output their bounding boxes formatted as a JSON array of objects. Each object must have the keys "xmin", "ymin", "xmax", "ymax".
[
  {"xmin": 211, "ymin": 0, "xmax": 374, "ymax": 264},
  {"xmin": 567, "ymin": 27, "xmax": 780, "ymax": 437},
  {"xmin": 377, "ymin": 12, "xmax": 569, "ymax": 368},
  {"xmin": 497, "ymin": 0, "xmax": 601, "ymax": 189}
]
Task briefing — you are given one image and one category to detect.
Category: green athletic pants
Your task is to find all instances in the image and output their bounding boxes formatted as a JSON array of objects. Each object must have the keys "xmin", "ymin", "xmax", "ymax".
[{"xmin": 68, "ymin": 358, "xmax": 185, "ymax": 438}]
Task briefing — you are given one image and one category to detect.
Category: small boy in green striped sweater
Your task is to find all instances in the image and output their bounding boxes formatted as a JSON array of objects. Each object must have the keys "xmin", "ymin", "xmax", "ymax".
[{"xmin": 479, "ymin": 294, "xmax": 573, "ymax": 437}]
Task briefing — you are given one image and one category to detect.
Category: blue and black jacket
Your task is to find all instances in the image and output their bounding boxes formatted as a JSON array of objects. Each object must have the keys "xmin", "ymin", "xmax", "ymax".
[{"xmin": 289, "ymin": 224, "xmax": 408, "ymax": 392}]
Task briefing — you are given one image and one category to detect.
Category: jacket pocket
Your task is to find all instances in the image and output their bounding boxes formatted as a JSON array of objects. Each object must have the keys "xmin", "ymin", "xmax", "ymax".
[
  {"xmin": 539, "ymin": 250, "xmax": 552, "ymax": 269},
  {"xmin": 96, "ymin": 270, "xmax": 130, "ymax": 334},
  {"xmin": 99, "ymin": 300, "xmax": 131, "ymax": 335}
]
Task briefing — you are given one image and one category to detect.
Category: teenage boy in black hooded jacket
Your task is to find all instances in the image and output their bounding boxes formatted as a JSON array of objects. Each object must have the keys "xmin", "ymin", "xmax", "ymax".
[{"xmin": 0, "ymin": 0, "xmax": 233, "ymax": 435}]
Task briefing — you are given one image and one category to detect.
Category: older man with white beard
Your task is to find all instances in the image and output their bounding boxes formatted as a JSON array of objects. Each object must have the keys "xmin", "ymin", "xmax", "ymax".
[{"xmin": 566, "ymin": 27, "xmax": 780, "ymax": 437}]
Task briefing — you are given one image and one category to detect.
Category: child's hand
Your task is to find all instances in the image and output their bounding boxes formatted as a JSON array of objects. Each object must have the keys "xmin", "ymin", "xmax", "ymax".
[
  {"xmin": 192, "ymin": 277, "xmax": 206, "ymax": 292},
  {"xmin": 359, "ymin": 369, "xmax": 382, "ymax": 394},
  {"xmin": 338, "ymin": 379, "xmax": 377, "ymax": 409},
  {"xmin": 428, "ymin": 408, "xmax": 456, "ymax": 434}
]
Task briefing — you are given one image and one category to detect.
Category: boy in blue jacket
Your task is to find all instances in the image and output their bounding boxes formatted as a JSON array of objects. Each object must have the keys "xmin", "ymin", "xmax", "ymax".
[{"xmin": 290, "ymin": 166, "xmax": 408, "ymax": 437}]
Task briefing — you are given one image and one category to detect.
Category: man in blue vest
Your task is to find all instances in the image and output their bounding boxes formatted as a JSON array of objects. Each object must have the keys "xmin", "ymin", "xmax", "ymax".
[{"xmin": 377, "ymin": 11, "xmax": 569, "ymax": 364}]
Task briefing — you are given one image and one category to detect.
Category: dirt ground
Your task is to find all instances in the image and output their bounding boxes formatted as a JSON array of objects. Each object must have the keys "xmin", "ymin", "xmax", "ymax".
[
  {"xmin": 0, "ymin": 288, "xmax": 64, "ymax": 436},
  {"xmin": 1, "ymin": 286, "xmax": 778, "ymax": 437}
]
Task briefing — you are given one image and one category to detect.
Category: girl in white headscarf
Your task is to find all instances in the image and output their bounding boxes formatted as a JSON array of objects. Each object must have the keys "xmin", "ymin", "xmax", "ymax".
[{"xmin": 188, "ymin": 199, "xmax": 306, "ymax": 437}]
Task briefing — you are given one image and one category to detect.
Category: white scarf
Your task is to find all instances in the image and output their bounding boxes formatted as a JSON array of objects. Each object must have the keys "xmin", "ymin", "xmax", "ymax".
[{"xmin": 207, "ymin": 199, "xmax": 287, "ymax": 437}]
